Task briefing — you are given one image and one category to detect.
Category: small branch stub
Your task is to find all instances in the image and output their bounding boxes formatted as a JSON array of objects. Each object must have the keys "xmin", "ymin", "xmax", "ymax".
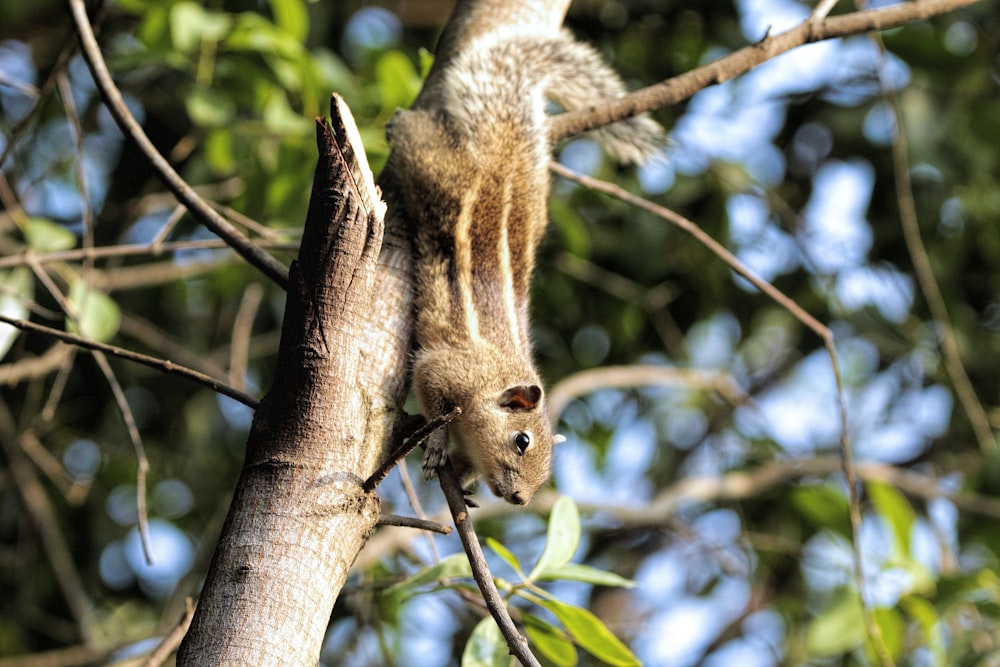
[{"xmin": 364, "ymin": 407, "xmax": 462, "ymax": 492}]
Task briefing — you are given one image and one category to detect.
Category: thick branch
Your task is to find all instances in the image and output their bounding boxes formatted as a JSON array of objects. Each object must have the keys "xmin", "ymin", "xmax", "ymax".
[
  {"xmin": 176, "ymin": 96, "xmax": 389, "ymax": 666},
  {"xmin": 438, "ymin": 463, "xmax": 541, "ymax": 667},
  {"xmin": 549, "ymin": 0, "xmax": 982, "ymax": 142}
]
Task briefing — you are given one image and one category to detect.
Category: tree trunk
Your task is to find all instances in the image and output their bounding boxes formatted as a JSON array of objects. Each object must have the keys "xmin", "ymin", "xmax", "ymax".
[{"xmin": 176, "ymin": 102, "xmax": 410, "ymax": 665}]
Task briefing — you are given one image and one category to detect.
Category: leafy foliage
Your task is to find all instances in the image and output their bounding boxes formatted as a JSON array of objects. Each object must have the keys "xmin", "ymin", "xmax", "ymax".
[
  {"xmin": 385, "ymin": 497, "xmax": 639, "ymax": 667},
  {"xmin": 1, "ymin": 1, "xmax": 999, "ymax": 665}
]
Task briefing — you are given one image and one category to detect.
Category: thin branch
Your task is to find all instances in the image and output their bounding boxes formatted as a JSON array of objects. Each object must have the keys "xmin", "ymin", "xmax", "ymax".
[
  {"xmin": 376, "ymin": 514, "xmax": 453, "ymax": 534},
  {"xmin": 39, "ymin": 348, "xmax": 77, "ymax": 425},
  {"xmin": 229, "ymin": 283, "xmax": 264, "ymax": 392},
  {"xmin": 437, "ymin": 461, "xmax": 541, "ymax": 667},
  {"xmin": 549, "ymin": 0, "xmax": 982, "ymax": 142},
  {"xmin": 364, "ymin": 408, "xmax": 462, "ymax": 492},
  {"xmin": 470, "ymin": 455, "xmax": 1000, "ymax": 526},
  {"xmin": 144, "ymin": 599, "xmax": 197, "ymax": 667},
  {"xmin": 149, "ymin": 204, "xmax": 188, "ymax": 249},
  {"xmin": 19, "ymin": 430, "xmax": 86, "ymax": 503},
  {"xmin": 67, "ymin": 0, "xmax": 290, "ymax": 287},
  {"xmin": 398, "ymin": 460, "xmax": 444, "ymax": 561},
  {"xmin": 547, "ymin": 364, "xmax": 749, "ymax": 420},
  {"xmin": 0, "ymin": 314, "xmax": 259, "ymax": 409},
  {"xmin": 0, "ymin": 30, "xmax": 79, "ymax": 169},
  {"xmin": 56, "ymin": 71, "xmax": 95, "ymax": 270},
  {"xmin": 0, "ymin": 344, "xmax": 73, "ymax": 385},
  {"xmin": 118, "ymin": 312, "xmax": 231, "ymax": 382},
  {"xmin": 872, "ymin": 34, "xmax": 994, "ymax": 453},
  {"xmin": 91, "ymin": 350, "xmax": 155, "ymax": 564},
  {"xmin": 551, "ymin": 162, "xmax": 830, "ymax": 339},
  {"xmin": 0, "ymin": 238, "xmax": 299, "ymax": 270}
]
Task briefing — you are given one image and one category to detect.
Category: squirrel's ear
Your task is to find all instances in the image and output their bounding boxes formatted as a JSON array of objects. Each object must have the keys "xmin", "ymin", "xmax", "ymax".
[{"xmin": 499, "ymin": 385, "xmax": 542, "ymax": 410}]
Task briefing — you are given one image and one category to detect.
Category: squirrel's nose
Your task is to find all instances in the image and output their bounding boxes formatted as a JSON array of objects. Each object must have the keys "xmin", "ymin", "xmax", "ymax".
[{"xmin": 508, "ymin": 491, "xmax": 526, "ymax": 505}]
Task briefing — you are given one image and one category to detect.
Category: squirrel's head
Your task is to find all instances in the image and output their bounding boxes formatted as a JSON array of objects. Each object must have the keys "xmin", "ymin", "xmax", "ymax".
[{"xmin": 454, "ymin": 384, "xmax": 563, "ymax": 505}]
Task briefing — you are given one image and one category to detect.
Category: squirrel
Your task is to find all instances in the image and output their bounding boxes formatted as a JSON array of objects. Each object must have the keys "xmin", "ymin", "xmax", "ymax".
[{"xmin": 384, "ymin": 28, "xmax": 662, "ymax": 505}]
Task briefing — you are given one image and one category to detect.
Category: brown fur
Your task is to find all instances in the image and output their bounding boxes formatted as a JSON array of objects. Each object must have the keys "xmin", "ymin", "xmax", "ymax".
[{"xmin": 384, "ymin": 30, "xmax": 661, "ymax": 504}]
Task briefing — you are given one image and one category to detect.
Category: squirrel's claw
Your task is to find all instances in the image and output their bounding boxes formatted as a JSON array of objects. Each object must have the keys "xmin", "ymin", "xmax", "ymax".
[{"xmin": 422, "ymin": 430, "xmax": 448, "ymax": 481}]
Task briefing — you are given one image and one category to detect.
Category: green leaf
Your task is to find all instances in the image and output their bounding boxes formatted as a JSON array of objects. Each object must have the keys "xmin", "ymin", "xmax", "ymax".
[
  {"xmin": 262, "ymin": 90, "xmax": 311, "ymax": 135},
  {"xmin": 864, "ymin": 606, "xmax": 905, "ymax": 664},
  {"xmin": 486, "ymin": 537, "xmax": 524, "ymax": 577},
  {"xmin": 269, "ymin": 0, "xmax": 308, "ymax": 42},
  {"xmin": 67, "ymin": 281, "xmax": 121, "ymax": 343},
  {"xmin": 790, "ymin": 484, "xmax": 851, "ymax": 537},
  {"xmin": 867, "ymin": 480, "xmax": 916, "ymax": 558},
  {"xmin": 375, "ymin": 50, "xmax": 421, "ymax": 114},
  {"xmin": 550, "ymin": 199, "xmax": 591, "ymax": 257},
  {"xmin": 23, "ymin": 217, "xmax": 76, "ymax": 252},
  {"xmin": 901, "ymin": 595, "xmax": 945, "ymax": 667},
  {"xmin": 461, "ymin": 617, "xmax": 512, "ymax": 667},
  {"xmin": 186, "ymin": 87, "xmax": 233, "ymax": 128},
  {"xmin": 805, "ymin": 589, "xmax": 864, "ymax": 658},
  {"xmin": 384, "ymin": 553, "xmax": 472, "ymax": 596},
  {"xmin": 418, "ymin": 47, "xmax": 435, "ymax": 79},
  {"xmin": 535, "ymin": 563, "xmax": 635, "ymax": 589},
  {"xmin": 0, "ymin": 268, "xmax": 32, "ymax": 359},
  {"xmin": 204, "ymin": 129, "xmax": 236, "ymax": 174},
  {"xmin": 529, "ymin": 495, "xmax": 580, "ymax": 581},
  {"xmin": 523, "ymin": 613, "xmax": 578, "ymax": 667},
  {"xmin": 170, "ymin": 2, "xmax": 232, "ymax": 53},
  {"xmin": 535, "ymin": 597, "xmax": 639, "ymax": 667}
]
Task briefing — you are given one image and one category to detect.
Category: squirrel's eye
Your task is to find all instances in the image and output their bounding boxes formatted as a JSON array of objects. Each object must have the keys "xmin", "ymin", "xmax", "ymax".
[{"xmin": 513, "ymin": 432, "xmax": 531, "ymax": 454}]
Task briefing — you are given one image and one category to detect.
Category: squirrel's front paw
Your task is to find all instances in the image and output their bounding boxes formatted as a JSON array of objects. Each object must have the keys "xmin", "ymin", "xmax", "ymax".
[{"xmin": 422, "ymin": 431, "xmax": 448, "ymax": 481}]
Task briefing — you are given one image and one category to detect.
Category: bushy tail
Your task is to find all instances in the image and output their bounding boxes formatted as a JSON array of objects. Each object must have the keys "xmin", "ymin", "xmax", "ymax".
[
  {"xmin": 538, "ymin": 29, "xmax": 663, "ymax": 164},
  {"xmin": 438, "ymin": 28, "xmax": 663, "ymax": 165}
]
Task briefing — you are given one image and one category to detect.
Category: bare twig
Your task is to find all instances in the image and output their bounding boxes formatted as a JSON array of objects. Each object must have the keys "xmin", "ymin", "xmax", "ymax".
[
  {"xmin": 870, "ymin": 32, "xmax": 994, "ymax": 454},
  {"xmin": 0, "ymin": 238, "xmax": 299, "ymax": 270},
  {"xmin": 230, "ymin": 283, "xmax": 264, "ymax": 392},
  {"xmin": 38, "ymin": 348, "xmax": 77, "ymax": 425},
  {"xmin": 364, "ymin": 408, "xmax": 462, "ymax": 492},
  {"xmin": 376, "ymin": 514, "xmax": 453, "ymax": 534},
  {"xmin": 551, "ymin": 162, "xmax": 830, "ymax": 339},
  {"xmin": 547, "ymin": 364, "xmax": 748, "ymax": 420},
  {"xmin": 91, "ymin": 351, "xmax": 155, "ymax": 563},
  {"xmin": 437, "ymin": 461, "xmax": 541, "ymax": 667},
  {"xmin": 19, "ymin": 430, "xmax": 85, "ymax": 502},
  {"xmin": 56, "ymin": 71, "xmax": 95, "ymax": 268},
  {"xmin": 67, "ymin": 0, "xmax": 290, "ymax": 287},
  {"xmin": 0, "ymin": 314, "xmax": 258, "ymax": 408},
  {"xmin": 0, "ymin": 31, "xmax": 78, "ymax": 169},
  {"xmin": 144, "ymin": 599, "xmax": 197, "ymax": 667},
  {"xmin": 0, "ymin": 344, "xmax": 73, "ymax": 385},
  {"xmin": 549, "ymin": 0, "xmax": 982, "ymax": 142},
  {"xmin": 149, "ymin": 204, "xmax": 188, "ymax": 249}
]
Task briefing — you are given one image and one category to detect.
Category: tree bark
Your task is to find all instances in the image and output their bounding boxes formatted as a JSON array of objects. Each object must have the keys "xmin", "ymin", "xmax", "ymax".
[{"xmin": 177, "ymin": 100, "xmax": 410, "ymax": 665}]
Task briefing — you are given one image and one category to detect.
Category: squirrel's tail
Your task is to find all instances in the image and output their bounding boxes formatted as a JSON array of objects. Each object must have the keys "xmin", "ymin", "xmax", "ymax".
[{"xmin": 438, "ymin": 28, "xmax": 663, "ymax": 165}]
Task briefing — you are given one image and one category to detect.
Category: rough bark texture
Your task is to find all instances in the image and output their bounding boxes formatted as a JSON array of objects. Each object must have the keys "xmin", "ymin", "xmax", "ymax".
[{"xmin": 177, "ymin": 103, "xmax": 409, "ymax": 665}]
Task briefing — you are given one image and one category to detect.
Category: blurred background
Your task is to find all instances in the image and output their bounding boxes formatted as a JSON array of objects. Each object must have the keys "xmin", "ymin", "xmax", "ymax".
[{"xmin": 1, "ymin": 0, "xmax": 998, "ymax": 664}]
